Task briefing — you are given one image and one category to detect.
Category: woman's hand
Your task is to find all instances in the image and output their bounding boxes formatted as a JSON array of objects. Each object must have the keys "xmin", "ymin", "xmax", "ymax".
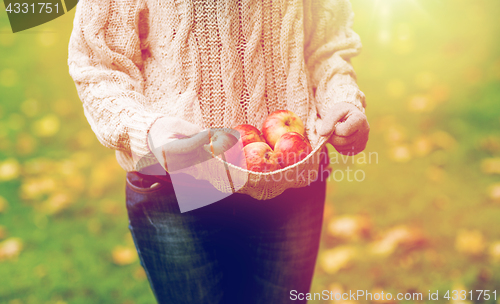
[
  {"xmin": 318, "ymin": 103, "xmax": 370, "ymax": 155},
  {"xmin": 148, "ymin": 117, "xmax": 212, "ymax": 172}
]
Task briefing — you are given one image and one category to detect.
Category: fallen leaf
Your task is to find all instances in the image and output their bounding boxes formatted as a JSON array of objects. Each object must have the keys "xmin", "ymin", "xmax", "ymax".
[
  {"xmin": 0, "ymin": 158, "xmax": 20, "ymax": 181},
  {"xmin": 426, "ymin": 166, "xmax": 446, "ymax": 183},
  {"xmin": 433, "ymin": 195, "xmax": 451, "ymax": 210},
  {"xmin": 41, "ymin": 193, "xmax": 73, "ymax": 215},
  {"xmin": 370, "ymin": 226, "xmax": 427, "ymax": 257},
  {"xmin": 20, "ymin": 177, "xmax": 57, "ymax": 200},
  {"xmin": 384, "ymin": 126, "xmax": 407, "ymax": 144},
  {"xmin": 134, "ymin": 267, "xmax": 147, "ymax": 281},
  {"xmin": 488, "ymin": 184, "xmax": 500, "ymax": 201},
  {"xmin": 33, "ymin": 114, "xmax": 60, "ymax": 137},
  {"xmin": 319, "ymin": 246, "xmax": 357, "ymax": 274},
  {"xmin": 479, "ymin": 136, "xmax": 500, "ymax": 154},
  {"xmin": 412, "ymin": 136, "xmax": 433, "ymax": 157},
  {"xmin": 455, "ymin": 229, "xmax": 486, "ymax": 256},
  {"xmin": 430, "ymin": 84, "xmax": 450, "ymax": 103},
  {"xmin": 326, "ymin": 283, "xmax": 358, "ymax": 304},
  {"xmin": 488, "ymin": 241, "xmax": 500, "ymax": 263},
  {"xmin": 327, "ymin": 215, "xmax": 371, "ymax": 241},
  {"xmin": 390, "ymin": 145, "xmax": 411, "ymax": 162},
  {"xmin": 0, "ymin": 238, "xmax": 23, "ymax": 261},
  {"xmin": 408, "ymin": 95, "xmax": 435, "ymax": 113},
  {"xmin": 112, "ymin": 246, "xmax": 138, "ymax": 266},
  {"xmin": 482, "ymin": 158, "xmax": 500, "ymax": 174},
  {"xmin": 431, "ymin": 131, "xmax": 456, "ymax": 150},
  {"xmin": 22, "ymin": 158, "xmax": 54, "ymax": 175},
  {"xmin": 16, "ymin": 133, "xmax": 37, "ymax": 155}
]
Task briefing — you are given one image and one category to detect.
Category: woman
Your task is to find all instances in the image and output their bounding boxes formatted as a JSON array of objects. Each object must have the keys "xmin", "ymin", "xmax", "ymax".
[{"xmin": 68, "ymin": 0, "xmax": 369, "ymax": 302}]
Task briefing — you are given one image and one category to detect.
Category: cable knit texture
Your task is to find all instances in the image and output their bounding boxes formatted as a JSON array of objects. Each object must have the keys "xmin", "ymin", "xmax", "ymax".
[{"xmin": 68, "ymin": 0, "xmax": 365, "ymax": 176}]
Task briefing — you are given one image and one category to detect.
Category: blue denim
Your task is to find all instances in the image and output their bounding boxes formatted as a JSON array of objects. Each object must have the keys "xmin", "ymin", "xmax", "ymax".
[{"xmin": 126, "ymin": 170, "xmax": 328, "ymax": 304}]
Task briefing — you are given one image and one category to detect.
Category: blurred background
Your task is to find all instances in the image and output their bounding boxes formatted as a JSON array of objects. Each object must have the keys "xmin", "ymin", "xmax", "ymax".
[{"xmin": 1, "ymin": 0, "xmax": 500, "ymax": 303}]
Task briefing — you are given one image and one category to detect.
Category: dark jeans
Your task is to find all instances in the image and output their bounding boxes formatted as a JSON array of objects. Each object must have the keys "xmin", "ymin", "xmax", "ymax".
[{"xmin": 125, "ymin": 168, "xmax": 328, "ymax": 304}]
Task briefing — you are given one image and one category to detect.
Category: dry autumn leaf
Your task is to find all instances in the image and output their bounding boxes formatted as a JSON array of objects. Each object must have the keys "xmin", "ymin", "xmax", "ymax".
[
  {"xmin": 33, "ymin": 114, "xmax": 60, "ymax": 137},
  {"xmin": 0, "ymin": 158, "xmax": 20, "ymax": 181},
  {"xmin": 426, "ymin": 166, "xmax": 446, "ymax": 183},
  {"xmin": 455, "ymin": 229, "xmax": 486, "ymax": 256},
  {"xmin": 112, "ymin": 246, "xmax": 138, "ymax": 266},
  {"xmin": 488, "ymin": 183, "xmax": 500, "ymax": 201},
  {"xmin": 133, "ymin": 267, "xmax": 147, "ymax": 281},
  {"xmin": 40, "ymin": 192, "xmax": 73, "ymax": 215},
  {"xmin": 431, "ymin": 131, "xmax": 456, "ymax": 150},
  {"xmin": 481, "ymin": 158, "xmax": 500, "ymax": 174},
  {"xmin": 16, "ymin": 133, "xmax": 37, "ymax": 155},
  {"xmin": 327, "ymin": 215, "xmax": 371, "ymax": 241},
  {"xmin": 20, "ymin": 177, "xmax": 57, "ymax": 200},
  {"xmin": 430, "ymin": 84, "xmax": 450, "ymax": 103},
  {"xmin": 390, "ymin": 145, "xmax": 411, "ymax": 162},
  {"xmin": 488, "ymin": 241, "xmax": 500, "ymax": 263},
  {"xmin": 369, "ymin": 226, "xmax": 427, "ymax": 257},
  {"xmin": 479, "ymin": 136, "xmax": 500, "ymax": 154},
  {"xmin": 0, "ymin": 238, "xmax": 23, "ymax": 261},
  {"xmin": 319, "ymin": 246, "xmax": 357, "ymax": 274},
  {"xmin": 408, "ymin": 94, "xmax": 435, "ymax": 113},
  {"xmin": 384, "ymin": 125, "xmax": 407, "ymax": 144},
  {"xmin": 412, "ymin": 136, "xmax": 434, "ymax": 157}
]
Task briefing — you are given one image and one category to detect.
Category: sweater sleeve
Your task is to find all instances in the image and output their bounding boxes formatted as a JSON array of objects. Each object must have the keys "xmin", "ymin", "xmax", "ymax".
[
  {"xmin": 68, "ymin": 0, "xmax": 163, "ymax": 159},
  {"xmin": 304, "ymin": 0, "xmax": 366, "ymax": 118}
]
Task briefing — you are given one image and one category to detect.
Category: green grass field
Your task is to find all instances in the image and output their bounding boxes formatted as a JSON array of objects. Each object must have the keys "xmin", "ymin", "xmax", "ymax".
[{"xmin": 1, "ymin": 0, "xmax": 500, "ymax": 303}]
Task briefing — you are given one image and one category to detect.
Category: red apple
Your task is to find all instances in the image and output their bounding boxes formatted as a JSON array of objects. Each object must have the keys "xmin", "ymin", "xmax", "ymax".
[
  {"xmin": 274, "ymin": 132, "xmax": 312, "ymax": 167},
  {"xmin": 205, "ymin": 130, "xmax": 244, "ymax": 166},
  {"xmin": 233, "ymin": 124, "xmax": 265, "ymax": 146},
  {"xmin": 261, "ymin": 110, "xmax": 305, "ymax": 149},
  {"xmin": 241, "ymin": 142, "xmax": 281, "ymax": 172}
]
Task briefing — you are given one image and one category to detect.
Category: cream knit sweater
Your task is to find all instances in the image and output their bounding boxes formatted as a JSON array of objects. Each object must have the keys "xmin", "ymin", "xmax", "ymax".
[{"xmin": 68, "ymin": 0, "xmax": 366, "ymax": 172}]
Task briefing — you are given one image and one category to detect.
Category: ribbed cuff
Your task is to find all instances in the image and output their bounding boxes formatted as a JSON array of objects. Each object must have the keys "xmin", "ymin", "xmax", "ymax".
[
  {"xmin": 329, "ymin": 84, "xmax": 366, "ymax": 113},
  {"xmin": 120, "ymin": 106, "xmax": 165, "ymax": 158}
]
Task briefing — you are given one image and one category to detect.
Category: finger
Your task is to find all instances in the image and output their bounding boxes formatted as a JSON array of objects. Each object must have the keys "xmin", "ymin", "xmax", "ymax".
[
  {"xmin": 329, "ymin": 134, "xmax": 358, "ymax": 147},
  {"xmin": 334, "ymin": 113, "xmax": 367, "ymax": 137},
  {"xmin": 164, "ymin": 147, "xmax": 212, "ymax": 172},
  {"xmin": 163, "ymin": 130, "xmax": 211, "ymax": 154},
  {"xmin": 318, "ymin": 106, "xmax": 351, "ymax": 136}
]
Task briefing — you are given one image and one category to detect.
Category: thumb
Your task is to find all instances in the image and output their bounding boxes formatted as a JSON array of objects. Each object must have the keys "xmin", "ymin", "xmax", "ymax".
[{"xmin": 318, "ymin": 105, "xmax": 351, "ymax": 136}]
